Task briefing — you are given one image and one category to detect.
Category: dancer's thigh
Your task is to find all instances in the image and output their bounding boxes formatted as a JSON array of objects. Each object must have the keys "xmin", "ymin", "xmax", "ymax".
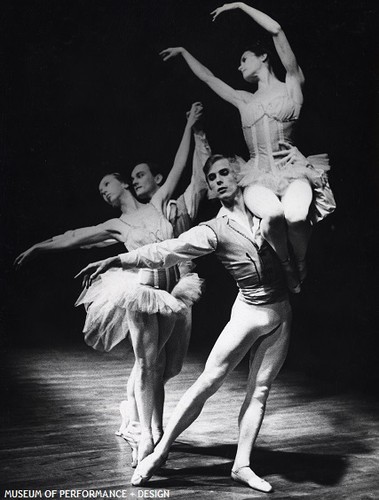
[
  {"xmin": 204, "ymin": 298, "xmax": 284, "ymax": 377},
  {"xmin": 243, "ymin": 185, "xmax": 282, "ymax": 219},
  {"xmin": 282, "ymin": 180, "xmax": 312, "ymax": 221},
  {"xmin": 247, "ymin": 300, "xmax": 292, "ymax": 400},
  {"xmin": 157, "ymin": 314, "xmax": 177, "ymax": 353},
  {"xmin": 163, "ymin": 308, "xmax": 192, "ymax": 378},
  {"xmin": 127, "ymin": 311, "xmax": 159, "ymax": 364}
]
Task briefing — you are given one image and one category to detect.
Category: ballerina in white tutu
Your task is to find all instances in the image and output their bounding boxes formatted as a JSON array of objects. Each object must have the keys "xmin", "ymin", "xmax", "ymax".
[
  {"xmin": 15, "ymin": 103, "xmax": 205, "ymax": 464},
  {"xmin": 160, "ymin": 2, "xmax": 336, "ymax": 293},
  {"xmin": 115, "ymin": 114, "xmax": 211, "ymax": 461}
]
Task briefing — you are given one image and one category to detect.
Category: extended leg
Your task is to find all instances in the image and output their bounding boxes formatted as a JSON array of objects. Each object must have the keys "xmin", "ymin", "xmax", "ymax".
[
  {"xmin": 132, "ymin": 299, "xmax": 284, "ymax": 486},
  {"xmin": 232, "ymin": 300, "xmax": 292, "ymax": 492}
]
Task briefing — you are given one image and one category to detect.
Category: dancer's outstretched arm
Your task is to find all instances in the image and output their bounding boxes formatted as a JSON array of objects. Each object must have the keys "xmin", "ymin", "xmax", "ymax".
[
  {"xmin": 160, "ymin": 48, "xmax": 246, "ymax": 107},
  {"xmin": 14, "ymin": 219, "xmax": 127, "ymax": 268},
  {"xmin": 155, "ymin": 102, "xmax": 203, "ymax": 206},
  {"xmin": 76, "ymin": 224, "xmax": 217, "ymax": 287},
  {"xmin": 212, "ymin": 2, "xmax": 304, "ymax": 97}
]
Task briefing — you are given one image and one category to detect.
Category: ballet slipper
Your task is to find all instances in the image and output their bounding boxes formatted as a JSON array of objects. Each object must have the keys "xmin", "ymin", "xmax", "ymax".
[
  {"xmin": 231, "ymin": 465, "xmax": 272, "ymax": 493},
  {"xmin": 130, "ymin": 452, "xmax": 168, "ymax": 487},
  {"xmin": 281, "ymin": 258, "xmax": 301, "ymax": 294},
  {"xmin": 115, "ymin": 400, "xmax": 129, "ymax": 437},
  {"xmin": 296, "ymin": 259, "xmax": 307, "ymax": 283}
]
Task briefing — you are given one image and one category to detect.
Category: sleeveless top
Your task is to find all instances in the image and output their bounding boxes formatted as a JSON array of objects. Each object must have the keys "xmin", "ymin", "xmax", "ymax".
[
  {"xmin": 120, "ymin": 203, "xmax": 174, "ymax": 250},
  {"xmin": 119, "ymin": 203, "xmax": 179, "ymax": 291},
  {"xmin": 201, "ymin": 216, "xmax": 287, "ymax": 305},
  {"xmin": 236, "ymin": 89, "xmax": 336, "ymax": 224},
  {"xmin": 239, "ymin": 91, "xmax": 302, "ymax": 175}
]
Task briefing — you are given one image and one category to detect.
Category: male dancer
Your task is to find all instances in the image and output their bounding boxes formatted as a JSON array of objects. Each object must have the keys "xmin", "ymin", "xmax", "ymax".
[{"xmin": 78, "ymin": 154, "xmax": 291, "ymax": 492}]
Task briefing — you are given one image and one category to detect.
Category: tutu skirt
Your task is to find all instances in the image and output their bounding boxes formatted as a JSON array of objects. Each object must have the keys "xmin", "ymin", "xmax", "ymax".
[
  {"xmin": 75, "ymin": 267, "xmax": 203, "ymax": 352},
  {"xmin": 236, "ymin": 150, "xmax": 336, "ymax": 224}
]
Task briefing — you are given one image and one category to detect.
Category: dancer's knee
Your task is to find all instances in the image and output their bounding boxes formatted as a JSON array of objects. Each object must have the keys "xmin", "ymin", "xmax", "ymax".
[
  {"xmin": 285, "ymin": 207, "xmax": 309, "ymax": 226},
  {"xmin": 126, "ymin": 377, "xmax": 135, "ymax": 400},
  {"xmin": 198, "ymin": 366, "xmax": 228, "ymax": 397},
  {"xmin": 262, "ymin": 208, "xmax": 285, "ymax": 229},
  {"xmin": 163, "ymin": 360, "xmax": 183, "ymax": 383},
  {"xmin": 135, "ymin": 355, "xmax": 158, "ymax": 376},
  {"xmin": 252, "ymin": 384, "xmax": 270, "ymax": 406}
]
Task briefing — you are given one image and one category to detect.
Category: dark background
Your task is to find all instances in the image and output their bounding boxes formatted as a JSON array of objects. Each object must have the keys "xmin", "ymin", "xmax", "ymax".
[{"xmin": 1, "ymin": 0, "xmax": 378, "ymax": 391}]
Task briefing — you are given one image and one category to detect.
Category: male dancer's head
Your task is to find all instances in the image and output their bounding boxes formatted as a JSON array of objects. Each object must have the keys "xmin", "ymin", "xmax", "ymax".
[
  {"xmin": 130, "ymin": 162, "xmax": 164, "ymax": 201},
  {"xmin": 203, "ymin": 155, "xmax": 240, "ymax": 207}
]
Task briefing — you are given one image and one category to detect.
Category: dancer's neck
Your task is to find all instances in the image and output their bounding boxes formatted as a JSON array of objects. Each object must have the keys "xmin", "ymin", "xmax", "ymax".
[{"xmin": 119, "ymin": 189, "xmax": 144, "ymax": 214}]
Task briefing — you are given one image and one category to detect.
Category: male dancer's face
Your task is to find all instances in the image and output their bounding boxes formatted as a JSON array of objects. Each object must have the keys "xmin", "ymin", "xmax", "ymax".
[
  {"xmin": 131, "ymin": 163, "xmax": 162, "ymax": 201},
  {"xmin": 206, "ymin": 159, "xmax": 239, "ymax": 203}
]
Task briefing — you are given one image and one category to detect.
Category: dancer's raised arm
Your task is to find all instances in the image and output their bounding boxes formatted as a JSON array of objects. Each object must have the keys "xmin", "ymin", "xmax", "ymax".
[
  {"xmin": 14, "ymin": 219, "xmax": 127, "ymax": 268},
  {"xmin": 212, "ymin": 2, "xmax": 304, "ymax": 92},
  {"xmin": 160, "ymin": 48, "xmax": 245, "ymax": 107},
  {"xmin": 155, "ymin": 102, "xmax": 203, "ymax": 206}
]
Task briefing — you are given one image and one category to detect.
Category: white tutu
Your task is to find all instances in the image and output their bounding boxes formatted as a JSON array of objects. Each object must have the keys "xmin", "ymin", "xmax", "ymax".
[
  {"xmin": 75, "ymin": 267, "xmax": 203, "ymax": 352},
  {"xmin": 235, "ymin": 151, "xmax": 336, "ymax": 224}
]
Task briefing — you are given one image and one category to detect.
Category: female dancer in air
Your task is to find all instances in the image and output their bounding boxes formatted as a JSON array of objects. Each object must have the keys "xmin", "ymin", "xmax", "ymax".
[
  {"xmin": 15, "ymin": 103, "xmax": 204, "ymax": 464},
  {"xmin": 160, "ymin": 2, "xmax": 336, "ymax": 293}
]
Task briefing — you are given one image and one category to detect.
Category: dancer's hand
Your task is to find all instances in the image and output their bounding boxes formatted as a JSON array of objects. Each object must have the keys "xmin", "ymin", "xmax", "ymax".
[
  {"xmin": 14, "ymin": 245, "xmax": 40, "ymax": 269},
  {"xmin": 159, "ymin": 47, "xmax": 184, "ymax": 62},
  {"xmin": 186, "ymin": 102, "xmax": 203, "ymax": 128},
  {"xmin": 211, "ymin": 3, "xmax": 241, "ymax": 22},
  {"xmin": 273, "ymin": 142, "xmax": 308, "ymax": 168},
  {"xmin": 75, "ymin": 256, "xmax": 121, "ymax": 288}
]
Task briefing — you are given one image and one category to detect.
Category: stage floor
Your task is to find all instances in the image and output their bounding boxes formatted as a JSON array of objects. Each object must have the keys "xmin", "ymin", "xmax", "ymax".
[{"xmin": 1, "ymin": 343, "xmax": 378, "ymax": 498}]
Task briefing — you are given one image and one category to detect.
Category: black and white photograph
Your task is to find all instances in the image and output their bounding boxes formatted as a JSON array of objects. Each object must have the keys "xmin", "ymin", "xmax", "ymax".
[{"xmin": 1, "ymin": 0, "xmax": 378, "ymax": 498}]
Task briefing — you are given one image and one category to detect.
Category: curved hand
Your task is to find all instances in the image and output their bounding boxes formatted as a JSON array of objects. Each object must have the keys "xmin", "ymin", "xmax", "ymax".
[
  {"xmin": 14, "ymin": 245, "xmax": 40, "ymax": 269},
  {"xmin": 186, "ymin": 102, "xmax": 203, "ymax": 128},
  {"xmin": 273, "ymin": 141, "xmax": 308, "ymax": 168},
  {"xmin": 159, "ymin": 47, "xmax": 184, "ymax": 62},
  {"xmin": 75, "ymin": 256, "xmax": 121, "ymax": 288},
  {"xmin": 211, "ymin": 3, "xmax": 240, "ymax": 22}
]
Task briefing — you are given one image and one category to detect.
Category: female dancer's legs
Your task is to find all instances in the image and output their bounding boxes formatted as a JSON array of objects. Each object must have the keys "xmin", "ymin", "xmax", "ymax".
[
  {"xmin": 232, "ymin": 300, "xmax": 291, "ymax": 491},
  {"xmin": 119, "ymin": 312, "xmax": 186, "ymax": 463},
  {"xmin": 163, "ymin": 308, "xmax": 192, "ymax": 383},
  {"xmin": 127, "ymin": 310, "xmax": 176, "ymax": 462},
  {"xmin": 281, "ymin": 180, "xmax": 313, "ymax": 279},
  {"xmin": 244, "ymin": 181, "xmax": 313, "ymax": 287},
  {"xmin": 132, "ymin": 297, "xmax": 288, "ymax": 485},
  {"xmin": 243, "ymin": 185, "xmax": 289, "ymax": 262},
  {"xmin": 151, "ymin": 314, "xmax": 179, "ymax": 440}
]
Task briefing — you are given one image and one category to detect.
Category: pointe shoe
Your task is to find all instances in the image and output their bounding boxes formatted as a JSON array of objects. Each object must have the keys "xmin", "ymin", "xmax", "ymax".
[
  {"xmin": 131, "ymin": 453, "xmax": 168, "ymax": 487},
  {"xmin": 231, "ymin": 465, "xmax": 272, "ymax": 493},
  {"xmin": 296, "ymin": 259, "xmax": 307, "ymax": 283},
  {"xmin": 123, "ymin": 421, "xmax": 141, "ymax": 468},
  {"xmin": 115, "ymin": 400, "xmax": 129, "ymax": 437},
  {"xmin": 152, "ymin": 427, "xmax": 163, "ymax": 446},
  {"xmin": 124, "ymin": 434, "xmax": 139, "ymax": 468},
  {"xmin": 131, "ymin": 469, "xmax": 152, "ymax": 487},
  {"xmin": 137, "ymin": 434, "xmax": 154, "ymax": 463},
  {"xmin": 281, "ymin": 258, "xmax": 301, "ymax": 294}
]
